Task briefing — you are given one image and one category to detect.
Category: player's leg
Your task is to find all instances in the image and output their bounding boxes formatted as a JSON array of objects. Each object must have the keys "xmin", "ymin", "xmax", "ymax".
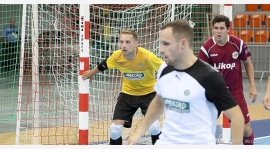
[
  {"xmin": 236, "ymin": 98, "xmax": 254, "ymax": 145},
  {"xmin": 110, "ymin": 92, "xmax": 138, "ymax": 145},
  {"xmin": 109, "ymin": 120, "xmax": 124, "ymax": 145},
  {"xmin": 140, "ymin": 92, "xmax": 161, "ymax": 145}
]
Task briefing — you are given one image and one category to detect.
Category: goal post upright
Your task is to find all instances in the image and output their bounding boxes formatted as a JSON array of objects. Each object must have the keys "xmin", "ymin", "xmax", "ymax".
[
  {"xmin": 220, "ymin": 4, "xmax": 233, "ymax": 145},
  {"xmin": 171, "ymin": 4, "xmax": 175, "ymax": 21},
  {"xmin": 15, "ymin": 4, "xmax": 27, "ymax": 145},
  {"xmin": 32, "ymin": 4, "xmax": 41, "ymax": 144},
  {"xmin": 78, "ymin": 4, "xmax": 90, "ymax": 145}
]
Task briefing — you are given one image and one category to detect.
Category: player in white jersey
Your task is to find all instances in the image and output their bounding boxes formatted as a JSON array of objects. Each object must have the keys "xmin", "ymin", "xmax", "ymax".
[{"xmin": 125, "ymin": 20, "xmax": 244, "ymax": 145}]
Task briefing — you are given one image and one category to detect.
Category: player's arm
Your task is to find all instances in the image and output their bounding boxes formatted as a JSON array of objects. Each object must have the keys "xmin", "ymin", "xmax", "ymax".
[
  {"xmin": 82, "ymin": 52, "xmax": 117, "ymax": 80},
  {"xmin": 240, "ymin": 42, "xmax": 257, "ymax": 102},
  {"xmin": 2, "ymin": 27, "xmax": 7, "ymax": 43},
  {"xmin": 148, "ymin": 52, "xmax": 164, "ymax": 71},
  {"xmin": 263, "ymin": 75, "xmax": 270, "ymax": 110},
  {"xmin": 205, "ymin": 72, "xmax": 244, "ymax": 145},
  {"xmin": 243, "ymin": 57, "xmax": 257, "ymax": 102},
  {"xmin": 223, "ymin": 105, "xmax": 244, "ymax": 145},
  {"xmin": 198, "ymin": 45, "xmax": 211, "ymax": 64},
  {"xmin": 82, "ymin": 58, "xmax": 108, "ymax": 80},
  {"xmin": 126, "ymin": 93, "xmax": 164, "ymax": 145},
  {"xmin": 14, "ymin": 27, "xmax": 19, "ymax": 39},
  {"xmin": 2, "ymin": 37, "xmax": 6, "ymax": 43}
]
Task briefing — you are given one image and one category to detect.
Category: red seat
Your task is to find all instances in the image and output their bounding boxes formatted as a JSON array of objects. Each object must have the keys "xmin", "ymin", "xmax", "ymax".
[
  {"xmin": 240, "ymin": 30, "xmax": 253, "ymax": 43},
  {"xmin": 234, "ymin": 14, "xmax": 249, "ymax": 28},
  {"xmin": 231, "ymin": 30, "xmax": 239, "ymax": 37},
  {"xmin": 255, "ymin": 30, "xmax": 269, "ymax": 44},
  {"xmin": 246, "ymin": 4, "xmax": 258, "ymax": 11},
  {"xmin": 266, "ymin": 14, "xmax": 270, "ymax": 28},
  {"xmin": 261, "ymin": 4, "xmax": 270, "ymax": 11},
  {"xmin": 249, "ymin": 14, "xmax": 265, "ymax": 28}
]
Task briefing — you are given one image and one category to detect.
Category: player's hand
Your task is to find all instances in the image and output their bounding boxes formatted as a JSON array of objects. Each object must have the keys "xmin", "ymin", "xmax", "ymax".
[
  {"xmin": 82, "ymin": 70, "xmax": 93, "ymax": 81},
  {"xmin": 262, "ymin": 94, "xmax": 270, "ymax": 110},
  {"xmin": 12, "ymin": 33, "xmax": 18, "ymax": 38},
  {"xmin": 249, "ymin": 85, "xmax": 257, "ymax": 103},
  {"xmin": 125, "ymin": 134, "xmax": 141, "ymax": 145}
]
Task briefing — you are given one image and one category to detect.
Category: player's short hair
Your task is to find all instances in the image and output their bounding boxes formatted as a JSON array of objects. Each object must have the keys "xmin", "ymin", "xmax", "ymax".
[
  {"xmin": 160, "ymin": 20, "xmax": 194, "ymax": 48},
  {"xmin": 212, "ymin": 15, "xmax": 230, "ymax": 29},
  {"xmin": 120, "ymin": 29, "xmax": 138, "ymax": 41}
]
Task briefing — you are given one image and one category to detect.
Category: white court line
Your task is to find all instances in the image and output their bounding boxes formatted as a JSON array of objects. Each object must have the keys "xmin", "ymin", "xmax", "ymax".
[{"xmin": 254, "ymin": 136, "xmax": 270, "ymax": 140}]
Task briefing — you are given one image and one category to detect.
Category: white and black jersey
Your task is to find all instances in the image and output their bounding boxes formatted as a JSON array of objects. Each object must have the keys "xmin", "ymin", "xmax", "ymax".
[{"xmin": 154, "ymin": 59, "xmax": 237, "ymax": 145}]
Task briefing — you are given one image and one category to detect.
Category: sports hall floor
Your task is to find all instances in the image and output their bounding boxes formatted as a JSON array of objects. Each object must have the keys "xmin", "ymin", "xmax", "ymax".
[{"xmin": 0, "ymin": 78, "xmax": 269, "ymax": 145}]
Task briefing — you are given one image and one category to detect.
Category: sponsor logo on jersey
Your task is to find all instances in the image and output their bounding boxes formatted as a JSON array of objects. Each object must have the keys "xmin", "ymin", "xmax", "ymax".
[
  {"xmin": 164, "ymin": 98, "xmax": 190, "ymax": 113},
  {"xmin": 213, "ymin": 62, "xmax": 236, "ymax": 70},
  {"xmin": 210, "ymin": 53, "xmax": 218, "ymax": 57},
  {"xmin": 232, "ymin": 51, "xmax": 239, "ymax": 59},
  {"xmin": 123, "ymin": 72, "xmax": 145, "ymax": 80},
  {"xmin": 184, "ymin": 90, "xmax": 190, "ymax": 96}
]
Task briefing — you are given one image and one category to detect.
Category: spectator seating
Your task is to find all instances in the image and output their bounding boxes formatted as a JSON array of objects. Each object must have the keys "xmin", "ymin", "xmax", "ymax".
[
  {"xmin": 232, "ymin": 30, "xmax": 239, "ymax": 37},
  {"xmin": 234, "ymin": 14, "xmax": 249, "ymax": 28},
  {"xmin": 234, "ymin": 5, "xmax": 270, "ymax": 44},
  {"xmin": 246, "ymin": 4, "xmax": 259, "ymax": 11},
  {"xmin": 261, "ymin": 4, "xmax": 270, "ymax": 11},
  {"xmin": 255, "ymin": 30, "xmax": 269, "ymax": 43},
  {"xmin": 266, "ymin": 14, "xmax": 270, "ymax": 28},
  {"xmin": 249, "ymin": 14, "xmax": 265, "ymax": 28},
  {"xmin": 240, "ymin": 30, "xmax": 254, "ymax": 42}
]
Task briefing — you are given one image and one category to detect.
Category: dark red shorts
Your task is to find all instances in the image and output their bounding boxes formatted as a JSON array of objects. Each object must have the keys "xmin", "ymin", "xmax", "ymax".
[{"xmin": 234, "ymin": 96, "xmax": 250, "ymax": 124}]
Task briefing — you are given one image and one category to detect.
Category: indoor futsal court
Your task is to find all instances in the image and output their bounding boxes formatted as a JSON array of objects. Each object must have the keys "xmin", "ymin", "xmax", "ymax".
[
  {"xmin": 0, "ymin": 4, "xmax": 270, "ymax": 145},
  {"xmin": 0, "ymin": 78, "xmax": 269, "ymax": 145}
]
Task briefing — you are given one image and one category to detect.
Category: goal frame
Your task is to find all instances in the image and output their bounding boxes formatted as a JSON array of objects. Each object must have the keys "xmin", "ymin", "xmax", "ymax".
[{"xmin": 15, "ymin": 4, "xmax": 217, "ymax": 145}]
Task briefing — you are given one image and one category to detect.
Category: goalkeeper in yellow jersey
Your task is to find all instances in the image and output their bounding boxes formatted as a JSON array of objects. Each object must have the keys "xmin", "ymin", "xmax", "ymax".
[{"xmin": 82, "ymin": 29, "xmax": 163, "ymax": 145}]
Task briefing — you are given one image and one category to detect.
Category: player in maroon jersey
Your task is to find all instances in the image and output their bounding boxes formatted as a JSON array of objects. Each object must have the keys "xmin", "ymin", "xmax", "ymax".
[{"xmin": 198, "ymin": 15, "xmax": 257, "ymax": 145}]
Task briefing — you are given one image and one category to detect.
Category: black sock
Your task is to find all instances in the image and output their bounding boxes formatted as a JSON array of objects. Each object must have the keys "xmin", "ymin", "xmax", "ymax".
[
  {"xmin": 151, "ymin": 132, "xmax": 161, "ymax": 145},
  {"xmin": 110, "ymin": 136, "xmax": 122, "ymax": 145}
]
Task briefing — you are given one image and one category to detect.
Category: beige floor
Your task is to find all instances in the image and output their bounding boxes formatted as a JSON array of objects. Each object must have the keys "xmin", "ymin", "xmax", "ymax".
[{"xmin": 0, "ymin": 104, "xmax": 269, "ymax": 145}]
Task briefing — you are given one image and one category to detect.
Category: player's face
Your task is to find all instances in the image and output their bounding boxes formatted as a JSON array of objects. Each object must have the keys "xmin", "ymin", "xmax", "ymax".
[
  {"xmin": 119, "ymin": 34, "xmax": 138, "ymax": 58},
  {"xmin": 10, "ymin": 19, "xmax": 15, "ymax": 26},
  {"xmin": 159, "ymin": 27, "xmax": 181, "ymax": 66},
  {"xmin": 213, "ymin": 22, "xmax": 229, "ymax": 45}
]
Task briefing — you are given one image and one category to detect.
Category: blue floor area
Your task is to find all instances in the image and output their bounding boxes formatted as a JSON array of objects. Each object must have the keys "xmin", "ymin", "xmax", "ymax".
[
  {"xmin": 216, "ymin": 119, "xmax": 270, "ymax": 145},
  {"xmin": 251, "ymin": 119, "xmax": 270, "ymax": 138},
  {"xmin": 252, "ymin": 119, "xmax": 270, "ymax": 145},
  {"xmin": 254, "ymin": 136, "xmax": 270, "ymax": 145}
]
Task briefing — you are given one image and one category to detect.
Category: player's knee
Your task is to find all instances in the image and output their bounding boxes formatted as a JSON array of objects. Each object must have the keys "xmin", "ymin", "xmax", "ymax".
[
  {"xmin": 109, "ymin": 123, "xmax": 123, "ymax": 140},
  {"xmin": 147, "ymin": 120, "xmax": 160, "ymax": 135}
]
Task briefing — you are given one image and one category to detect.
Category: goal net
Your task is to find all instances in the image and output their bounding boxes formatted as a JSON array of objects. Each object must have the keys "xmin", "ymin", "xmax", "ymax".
[
  {"xmin": 14, "ymin": 4, "xmax": 195, "ymax": 145},
  {"xmin": 0, "ymin": 4, "xmax": 21, "ymax": 122}
]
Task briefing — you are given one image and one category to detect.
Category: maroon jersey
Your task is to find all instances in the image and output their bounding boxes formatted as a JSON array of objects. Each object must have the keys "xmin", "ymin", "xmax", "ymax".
[{"xmin": 198, "ymin": 35, "xmax": 251, "ymax": 99}]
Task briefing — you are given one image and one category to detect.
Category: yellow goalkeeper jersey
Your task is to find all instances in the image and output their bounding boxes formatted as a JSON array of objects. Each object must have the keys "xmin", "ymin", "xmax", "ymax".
[{"xmin": 106, "ymin": 47, "xmax": 164, "ymax": 96}]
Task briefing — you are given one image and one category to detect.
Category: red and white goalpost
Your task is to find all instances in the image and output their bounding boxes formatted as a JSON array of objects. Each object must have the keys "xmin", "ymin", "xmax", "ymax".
[
  {"xmin": 218, "ymin": 4, "xmax": 233, "ymax": 145},
  {"xmin": 15, "ymin": 4, "xmax": 195, "ymax": 145},
  {"xmin": 78, "ymin": 4, "xmax": 90, "ymax": 145}
]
